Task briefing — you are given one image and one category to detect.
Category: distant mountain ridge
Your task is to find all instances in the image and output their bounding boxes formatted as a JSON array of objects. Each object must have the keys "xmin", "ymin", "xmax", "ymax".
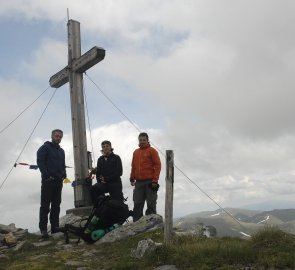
[
  {"xmin": 174, "ymin": 208, "xmax": 295, "ymax": 238},
  {"xmin": 249, "ymin": 209, "xmax": 295, "ymax": 223}
]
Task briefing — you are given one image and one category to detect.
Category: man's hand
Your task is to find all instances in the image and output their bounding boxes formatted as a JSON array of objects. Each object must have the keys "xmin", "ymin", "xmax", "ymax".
[
  {"xmin": 90, "ymin": 168, "xmax": 97, "ymax": 175},
  {"xmin": 150, "ymin": 182, "xmax": 160, "ymax": 191},
  {"xmin": 100, "ymin": 176, "xmax": 106, "ymax": 183}
]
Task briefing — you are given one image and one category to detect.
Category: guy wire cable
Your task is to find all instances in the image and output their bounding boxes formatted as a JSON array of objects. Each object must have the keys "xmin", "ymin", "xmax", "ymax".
[
  {"xmin": 0, "ymin": 86, "xmax": 51, "ymax": 135},
  {"xmin": 85, "ymin": 74, "xmax": 141, "ymax": 134},
  {"xmin": 85, "ymin": 73, "xmax": 250, "ymax": 235},
  {"xmin": 152, "ymin": 147, "xmax": 250, "ymax": 232},
  {"xmin": 173, "ymin": 163, "xmax": 250, "ymax": 233},
  {"xmin": 0, "ymin": 88, "xmax": 58, "ymax": 191},
  {"xmin": 83, "ymin": 79, "xmax": 95, "ymax": 163}
]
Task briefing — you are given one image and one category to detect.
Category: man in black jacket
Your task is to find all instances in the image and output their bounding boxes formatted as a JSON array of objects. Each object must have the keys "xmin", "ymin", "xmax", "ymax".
[
  {"xmin": 37, "ymin": 129, "xmax": 66, "ymax": 238},
  {"xmin": 91, "ymin": 140, "xmax": 124, "ymax": 205}
]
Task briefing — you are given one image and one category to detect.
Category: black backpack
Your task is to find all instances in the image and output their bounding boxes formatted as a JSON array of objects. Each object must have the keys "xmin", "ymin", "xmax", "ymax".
[
  {"xmin": 57, "ymin": 195, "xmax": 132, "ymax": 244},
  {"xmin": 94, "ymin": 195, "xmax": 131, "ymax": 228}
]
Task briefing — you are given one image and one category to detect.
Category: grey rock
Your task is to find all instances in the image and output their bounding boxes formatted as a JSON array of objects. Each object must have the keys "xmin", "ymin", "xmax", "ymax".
[
  {"xmin": 13, "ymin": 240, "xmax": 36, "ymax": 252},
  {"xmin": 0, "ymin": 223, "xmax": 28, "ymax": 251},
  {"xmin": 154, "ymin": 266, "xmax": 179, "ymax": 270},
  {"xmin": 33, "ymin": 240, "xmax": 52, "ymax": 247},
  {"xmin": 57, "ymin": 240, "xmax": 65, "ymax": 246},
  {"xmin": 51, "ymin": 232, "xmax": 64, "ymax": 239},
  {"xmin": 56, "ymin": 238, "xmax": 84, "ymax": 246},
  {"xmin": 59, "ymin": 213, "xmax": 87, "ymax": 227},
  {"xmin": 0, "ymin": 223, "xmax": 18, "ymax": 234},
  {"xmin": 14, "ymin": 229, "xmax": 28, "ymax": 238},
  {"xmin": 30, "ymin": 254, "xmax": 51, "ymax": 261},
  {"xmin": 131, "ymin": 238, "xmax": 162, "ymax": 258},
  {"xmin": 0, "ymin": 245, "xmax": 9, "ymax": 253},
  {"xmin": 63, "ymin": 244, "xmax": 74, "ymax": 249},
  {"xmin": 3, "ymin": 232, "xmax": 17, "ymax": 246},
  {"xmin": 0, "ymin": 254, "xmax": 9, "ymax": 260},
  {"xmin": 13, "ymin": 240, "xmax": 26, "ymax": 251},
  {"xmin": 82, "ymin": 250, "xmax": 96, "ymax": 257},
  {"xmin": 65, "ymin": 260, "xmax": 86, "ymax": 266},
  {"xmin": 96, "ymin": 214, "xmax": 163, "ymax": 245},
  {"xmin": 174, "ymin": 221, "xmax": 218, "ymax": 238},
  {"xmin": 174, "ymin": 222, "xmax": 204, "ymax": 235},
  {"xmin": 203, "ymin": 225, "xmax": 217, "ymax": 237}
]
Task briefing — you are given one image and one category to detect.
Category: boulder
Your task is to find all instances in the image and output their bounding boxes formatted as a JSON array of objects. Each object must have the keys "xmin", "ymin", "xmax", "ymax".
[
  {"xmin": 3, "ymin": 232, "xmax": 17, "ymax": 246},
  {"xmin": 0, "ymin": 224, "xmax": 18, "ymax": 234},
  {"xmin": 95, "ymin": 214, "xmax": 163, "ymax": 244},
  {"xmin": 131, "ymin": 238, "xmax": 162, "ymax": 258},
  {"xmin": 154, "ymin": 266, "xmax": 180, "ymax": 270}
]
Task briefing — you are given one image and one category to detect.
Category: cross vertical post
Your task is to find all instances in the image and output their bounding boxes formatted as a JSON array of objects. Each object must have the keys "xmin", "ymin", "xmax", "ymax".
[
  {"xmin": 68, "ymin": 20, "xmax": 90, "ymax": 207},
  {"xmin": 49, "ymin": 19, "xmax": 105, "ymax": 208}
]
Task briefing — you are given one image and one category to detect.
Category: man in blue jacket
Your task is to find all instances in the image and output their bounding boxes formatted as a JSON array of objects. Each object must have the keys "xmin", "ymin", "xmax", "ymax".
[{"xmin": 37, "ymin": 129, "xmax": 66, "ymax": 238}]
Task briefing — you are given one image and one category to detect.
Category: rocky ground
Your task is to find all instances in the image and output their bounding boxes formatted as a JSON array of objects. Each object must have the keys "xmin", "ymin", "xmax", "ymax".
[{"xmin": 0, "ymin": 214, "xmax": 180, "ymax": 270}]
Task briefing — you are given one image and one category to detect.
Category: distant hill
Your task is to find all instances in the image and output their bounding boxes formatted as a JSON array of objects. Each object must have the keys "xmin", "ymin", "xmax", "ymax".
[
  {"xmin": 174, "ymin": 208, "xmax": 295, "ymax": 238},
  {"xmin": 249, "ymin": 209, "xmax": 295, "ymax": 223},
  {"xmin": 184, "ymin": 208, "xmax": 261, "ymax": 219}
]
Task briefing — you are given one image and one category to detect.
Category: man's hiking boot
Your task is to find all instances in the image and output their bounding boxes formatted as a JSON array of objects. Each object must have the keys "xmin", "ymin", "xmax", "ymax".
[
  {"xmin": 40, "ymin": 230, "xmax": 49, "ymax": 239},
  {"xmin": 51, "ymin": 227, "xmax": 59, "ymax": 234}
]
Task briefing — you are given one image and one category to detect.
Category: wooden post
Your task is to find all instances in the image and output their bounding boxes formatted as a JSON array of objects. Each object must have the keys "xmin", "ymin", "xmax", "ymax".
[
  {"xmin": 164, "ymin": 150, "xmax": 174, "ymax": 243},
  {"xmin": 68, "ymin": 20, "xmax": 91, "ymax": 207},
  {"xmin": 49, "ymin": 19, "xmax": 105, "ymax": 208}
]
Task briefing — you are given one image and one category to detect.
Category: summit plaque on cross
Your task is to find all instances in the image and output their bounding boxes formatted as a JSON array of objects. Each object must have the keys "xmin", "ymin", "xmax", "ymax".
[{"xmin": 49, "ymin": 20, "xmax": 105, "ymax": 208}]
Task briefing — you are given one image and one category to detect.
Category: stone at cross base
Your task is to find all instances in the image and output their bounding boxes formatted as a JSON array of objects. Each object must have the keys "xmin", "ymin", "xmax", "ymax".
[
  {"xmin": 95, "ymin": 214, "xmax": 164, "ymax": 244},
  {"xmin": 57, "ymin": 213, "xmax": 163, "ymax": 244}
]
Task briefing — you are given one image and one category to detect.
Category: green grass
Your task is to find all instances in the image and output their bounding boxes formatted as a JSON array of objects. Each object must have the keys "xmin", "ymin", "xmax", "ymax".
[
  {"xmin": 1, "ymin": 226, "xmax": 295, "ymax": 270},
  {"xmin": 250, "ymin": 226, "xmax": 295, "ymax": 268},
  {"xmin": 144, "ymin": 235, "xmax": 255, "ymax": 269}
]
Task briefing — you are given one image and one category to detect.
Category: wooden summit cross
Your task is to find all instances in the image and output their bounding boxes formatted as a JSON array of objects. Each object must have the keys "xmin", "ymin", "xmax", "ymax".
[{"xmin": 49, "ymin": 20, "xmax": 105, "ymax": 208}]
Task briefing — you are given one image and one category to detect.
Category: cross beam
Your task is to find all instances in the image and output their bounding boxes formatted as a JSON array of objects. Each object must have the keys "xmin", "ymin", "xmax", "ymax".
[
  {"xmin": 49, "ymin": 46, "xmax": 105, "ymax": 88},
  {"xmin": 49, "ymin": 20, "xmax": 105, "ymax": 208}
]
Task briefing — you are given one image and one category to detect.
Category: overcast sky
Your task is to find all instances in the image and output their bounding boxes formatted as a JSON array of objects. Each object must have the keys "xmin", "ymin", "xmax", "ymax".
[{"xmin": 1, "ymin": 0, "xmax": 295, "ymax": 233}]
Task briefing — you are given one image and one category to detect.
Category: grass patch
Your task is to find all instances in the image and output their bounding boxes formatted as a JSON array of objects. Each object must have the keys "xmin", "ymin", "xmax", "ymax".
[
  {"xmin": 250, "ymin": 226, "xmax": 295, "ymax": 268},
  {"xmin": 145, "ymin": 235, "xmax": 254, "ymax": 269},
  {"xmin": 1, "ymin": 227, "xmax": 295, "ymax": 269}
]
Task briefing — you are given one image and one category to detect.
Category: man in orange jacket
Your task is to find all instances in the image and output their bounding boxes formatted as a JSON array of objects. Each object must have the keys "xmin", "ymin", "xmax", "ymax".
[{"xmin": 130, "ymin": 132, "xmax": 161, "ymax": 222}]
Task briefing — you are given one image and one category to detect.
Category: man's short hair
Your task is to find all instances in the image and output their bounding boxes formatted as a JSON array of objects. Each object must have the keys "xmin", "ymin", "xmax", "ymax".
[
  {"xmin": 52, "ymin": 129, "xmax": 63, "ymax": 136},
  {"xmin": 101, "ymin": 140, "xmax": 111, "ymax": 146},
  {"xmin": 101, "ymin": 140, "xmax": 113, "ymax": 152},
  {"xmin": 138, "ymin": 132, "xmax": 149, "ymax": 140}
]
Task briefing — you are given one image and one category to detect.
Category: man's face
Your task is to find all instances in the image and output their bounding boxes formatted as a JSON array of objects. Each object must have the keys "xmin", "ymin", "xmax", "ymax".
[
  {"xmin": 51, "ymin": 131, "xmax": 63, "ymax": 145},
  {"xmin": 138, "ymin": 136, "xmax": 148, "ymax": 147},
  {"xmin": 102, "ymin": 143, "xmax": 112, "ymax": 155}
]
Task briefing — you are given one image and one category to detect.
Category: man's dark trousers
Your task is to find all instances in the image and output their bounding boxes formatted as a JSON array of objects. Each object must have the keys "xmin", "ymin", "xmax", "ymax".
[
  {"xmin": 133, "ymin": 180, "xmax": 157, "ymax": 222},
  {"xmin": 39, "ymin": 180, "xmax": 62, "ymax": 232}
]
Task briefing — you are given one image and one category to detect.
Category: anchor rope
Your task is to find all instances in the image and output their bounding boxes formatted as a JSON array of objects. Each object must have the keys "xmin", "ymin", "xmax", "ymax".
[
  {"xmin": 0, "ymin": 88, "xmax": 58, "ymax": 191},
  {"xmin": 0, "ymin": 86, "xmax": 50, "ymax": 135},
  {"xmin": 83, "ymin": 81, "xmax": 96, "ymax": 166}
]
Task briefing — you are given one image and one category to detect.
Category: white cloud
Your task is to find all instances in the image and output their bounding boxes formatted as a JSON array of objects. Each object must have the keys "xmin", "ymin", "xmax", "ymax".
[{"xmin": 21, "ymin": 38, "xmax": 67, "ymax": 81}]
